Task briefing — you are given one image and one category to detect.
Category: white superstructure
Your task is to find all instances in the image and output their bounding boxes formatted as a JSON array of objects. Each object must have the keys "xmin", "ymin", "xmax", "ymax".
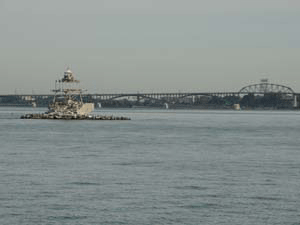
[{"xmin": 49, "ymin": 68, "xmax": 94, "ymax": 115}]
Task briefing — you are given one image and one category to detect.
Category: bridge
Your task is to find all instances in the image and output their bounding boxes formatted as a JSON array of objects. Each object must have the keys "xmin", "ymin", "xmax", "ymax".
[{"xmin": 0, "ymin": 80, "xmax": 299, "ymax": 107}]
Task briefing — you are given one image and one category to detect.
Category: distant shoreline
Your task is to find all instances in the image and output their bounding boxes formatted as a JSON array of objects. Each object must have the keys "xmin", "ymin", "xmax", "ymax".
[{"xmin": 0, "ymin": 105, "xmax": 298, "ymax": 111}]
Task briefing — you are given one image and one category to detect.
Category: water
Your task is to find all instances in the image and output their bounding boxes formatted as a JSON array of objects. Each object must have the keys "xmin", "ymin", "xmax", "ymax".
[{"xmin": 1, "ymin": 107, "xmax": 300, "ymax": 225}]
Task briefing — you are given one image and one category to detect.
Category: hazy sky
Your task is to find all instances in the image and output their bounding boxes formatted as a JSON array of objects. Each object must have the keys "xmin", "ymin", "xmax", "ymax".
[{"xmin": 0, "ymin": 0, "xmax": 299, "ymax": 93}]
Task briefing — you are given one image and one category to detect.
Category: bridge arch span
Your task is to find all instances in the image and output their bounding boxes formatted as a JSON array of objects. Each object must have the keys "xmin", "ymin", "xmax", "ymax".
[{"xmin": 239, "ymin": 83, "xmax": 294, "ymax": 95}]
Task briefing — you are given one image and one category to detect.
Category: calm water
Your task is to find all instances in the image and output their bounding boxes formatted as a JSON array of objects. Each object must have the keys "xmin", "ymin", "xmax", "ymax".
[{"xmin": 1, "ymin": 107, "xmax": 300, "ymax": 225}]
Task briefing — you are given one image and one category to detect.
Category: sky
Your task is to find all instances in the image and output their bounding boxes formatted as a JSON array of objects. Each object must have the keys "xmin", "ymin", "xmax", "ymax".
[{"xmin": 0, "ymin": 0, "xmax": 300, "ymax": 94}]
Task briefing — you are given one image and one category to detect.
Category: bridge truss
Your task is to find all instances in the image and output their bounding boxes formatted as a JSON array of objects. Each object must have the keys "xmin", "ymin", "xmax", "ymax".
[
  {"xmin": 239, "ymin": 83, "xmax": 294, "ymax": 96},
  {"xmin": 0, "ymin": 82, "xmax": 298, "ymax": 106}
]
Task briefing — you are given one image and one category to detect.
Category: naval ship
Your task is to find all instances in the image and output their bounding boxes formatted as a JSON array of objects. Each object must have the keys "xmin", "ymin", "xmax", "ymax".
[{"xmin": 21, "ymin": 69, "xmax": 130, "ymax": 120}]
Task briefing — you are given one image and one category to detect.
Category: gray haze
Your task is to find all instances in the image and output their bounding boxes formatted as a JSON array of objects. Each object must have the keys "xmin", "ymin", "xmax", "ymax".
[{"xmin": 0, "ymin": 0, "xmax": 300, "ymax": 93}]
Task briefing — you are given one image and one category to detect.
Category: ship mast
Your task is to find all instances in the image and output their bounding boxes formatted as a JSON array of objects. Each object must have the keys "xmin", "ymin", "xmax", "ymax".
[{"xmin": 52, "ymin": 68, "xmax": 85, "ymax": 103}]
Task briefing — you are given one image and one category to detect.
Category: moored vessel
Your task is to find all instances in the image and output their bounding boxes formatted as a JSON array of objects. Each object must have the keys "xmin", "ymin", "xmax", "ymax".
[{"xmin": 21, "ymin": 68, "xmax": 130, "ymax": 121}]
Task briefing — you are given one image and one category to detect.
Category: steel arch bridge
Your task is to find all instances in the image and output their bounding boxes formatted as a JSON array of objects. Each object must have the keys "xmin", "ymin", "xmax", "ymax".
[
  {"xmin": 89, "ymin": 91, "xmax": 243, "ymax": 103},
  {"xmin": 239, "ymin": 83, "xmax": 294, "ymax": 95},
  {"xmin": 0, "ymin": 81, "xmax": 298, "ymax": 106},
  {"xmin": 91, "ymin": 92, "xmax": 213, "ymax": 103}
]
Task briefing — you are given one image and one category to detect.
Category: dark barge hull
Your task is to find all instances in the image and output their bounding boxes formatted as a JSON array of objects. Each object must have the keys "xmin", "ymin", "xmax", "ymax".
[{"xmin": 20, "ymin": 114, "xmax": 131, "ymax": 120}]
